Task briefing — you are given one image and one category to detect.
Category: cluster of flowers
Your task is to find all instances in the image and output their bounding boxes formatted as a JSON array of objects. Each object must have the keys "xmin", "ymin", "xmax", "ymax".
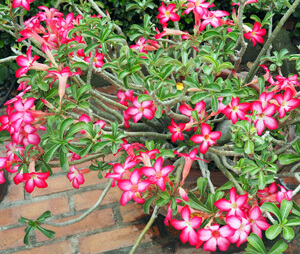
[
  {"xmin": 117, "ymin": 78, "xmax": 300, "ymax": 156},
  {"xmin": 0, "ymin": 94, "xmax": 48, "ymax": 192},
  {"xmin": 169, "ymin": 183, "xmax": 289, "ymax": 252},
  {"xmin": 105, "ymin": 143, "xmax": 292, "ymax": 251},
  {"xmin": 129, "ymin": 0, "xmax": 265, "ymax": 54},
  {"xmin": 117, "ymin": 90, "xmax": 157, "ymax": 128}
]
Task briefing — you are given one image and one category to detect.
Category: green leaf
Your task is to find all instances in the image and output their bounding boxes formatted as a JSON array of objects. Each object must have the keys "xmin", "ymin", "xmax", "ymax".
[
  {"xmin": 191, "ymin": 92, "xmax": 209, "ymax": 104},
  {"xmin": 70, "ymin": 62, "xmax": 88, "ymax": 72},
  {"xmin": 286, "ymin": 218, "xmax": 300, "ymax": 226},
  {"xmin": 282, "ymin": 226, "xmax": 294, "ymax": 241},
  {"xmin": 77, "ymin": 84, "xmax": 92, "ymax": 98},
  {"xmin": 93, "ymin": 141, "xmax": 110, "ymax": 152},
  {"xmin": 137, "ymin": 94, "xmax": 152, "ymax": 103},
  {"xmin": 280, "ymin": 199, "xmax": 293, "ymax": 220},
  {"xmin": 23, "ymin": 226, "xmax": 32, "ymax": 245},
  {"xmin": 258, "ymin": 76, "xmax": 265, "ymax": 95},
  {"xmin": 43, "ymin": 144, "xmax": 60, "ymax": 163},
  {"xmin": 36, "ymin": 211, "xmax": 51, "ymax": 223},
  {"xmin": 59, "ymin": 118, "xmax": 74, "ymax": 140},
  {"xmin": 156, "ymin": 197, "xmax": 170, "ymax": 207},
  {"xmin": 245, "ymin": 140, "xmax": 254, "ymax": 155},
  {"xmin": 66, "ymin": 122, "xmax": 87, "ymax": 138},
  {"xmin": 143, "ymin": 196, "xmax": 157, "ymax": 214},
  {"xmin": 59, "ymin": 150, "xmax": 69, "ymax": 171},
  {"xmin": 247, "ymin": 233, "xmax": 266, "ymax": 254},
  {"xmin": 83, "ymin": 42, "xmax": 101, "ymax": 55},
  {"xmin": 37, "ymin": 225, "xmax": 55, "ymax": 239},
  {"xmin": 197, "ymin": 177, "xmax": 208, "ymax": 196},
  {"xmin": 278, "ymin": 153, "xmax": 300, "ymax": 165},
  {"xmin": 268, "ymin": 239, "xmax": 288, "ymax": 254},
  {"xmin": 211, "ymin": 94, "xmax": 218, "ymax": 112},
  {"xmin": 261, "ymin": 202, "xmax": 282, "ymax": 223},
  {"xmin": 266, "ymin": 224, "xmax": 282, "ymax": 240},
  {"xmin": 187, "ymin": 193, "xmax": 211, "ymax": 213},
  {"xmin": 258, "ymin": 171, "xmax": 266, "ymax": 190},
  {"xmin": 292, "ymin": 140, "xmax": 300, "ymax": 155}
]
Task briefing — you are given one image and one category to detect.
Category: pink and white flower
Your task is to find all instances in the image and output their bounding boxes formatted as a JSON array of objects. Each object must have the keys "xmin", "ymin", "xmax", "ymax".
[
  {"xmin": 171, "ymin": 205, "xmax": 202, "ymax": 246},
  {"xmin": 126, "ymin": 98, "xmax": 155, "ymax": 123},
  {"xmin": 67, "ymin": 166, "xmax": 85, "ymax": 188},
  {"xmin": 117, "ymin": 169, "xmax": 150, "ymax": 206},
  {"xmin": 190, "ymin": 123, "xmax": 221, "ymax": 154},
  {"xmin": 23, "ymin": 171, "xmax": 50, "ymax": 193},
  {"xmin": 140, "ymin": 157, "xmax": 174, "ymax": 191},
  {"xmin": 198, "ymin": 224, "xmax": 235, "ymax": 251},
  {"xmin": 214, "ymin": 187, "xmax": 248, "ymax": 217},
  {"xmin": 252, "ymin": 101, "xmax": 278, "ymax": 135},
  {"xmin": 156, "ymin": 3, "xmax": 180, "ymax": 25}
]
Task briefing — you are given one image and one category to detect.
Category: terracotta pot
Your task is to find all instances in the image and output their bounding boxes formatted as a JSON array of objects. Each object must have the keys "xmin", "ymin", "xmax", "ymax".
[{"xmin": 0, "ymin": 170, "xmax": 9, "ymax": 203}]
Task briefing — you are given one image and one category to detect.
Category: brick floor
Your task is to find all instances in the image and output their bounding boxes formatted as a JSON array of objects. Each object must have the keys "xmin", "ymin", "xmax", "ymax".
[{"xmin": 0, "ymin": 158, "xmax": 200, "ymax": 254}]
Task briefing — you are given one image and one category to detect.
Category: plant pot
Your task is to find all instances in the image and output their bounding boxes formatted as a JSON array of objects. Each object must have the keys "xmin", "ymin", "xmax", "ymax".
[{"xmin": 0, "ymin": 170, "xmax": 9, "ymax": 203}]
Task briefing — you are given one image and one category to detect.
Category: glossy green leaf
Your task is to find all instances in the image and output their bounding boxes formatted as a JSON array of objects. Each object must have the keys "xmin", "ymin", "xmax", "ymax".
[
  {"xmin": 43, "ymin": 144, "xmax": 60, "ymax": 163},
  {"xmin": 282, "ymin": 226, "xmax": 294, "ymax": 241},
  {"xmin": 261, "ymin": 202, "xmax": 282, "ymax": 223},
  {"xmin": 37, "ymin": 225, "xmax": 55, "ymax": 239},
  {"xmin": 197, "ymin": 177, "xmax": 208, "ymax": 196},
  {"xmin": 245, "ymin": 140, "xmax": 254, "ymax": 155},
  {"xmin": 278, "ymin": 153, "xmax": 300, "ymax": 165},
  {"xmin": 265, "ymin": 224, "xmax": 282, "ymax": 240},
  {"xmin": 268, "ymin": 239, "xmax": 288, "ymax": 254},
  {"xmin": 247, "ymin": 233, "xmax": 266, "ymax": 254},
  {"xmin": 143, "ymin": 196, "xmax": 157, "ymax": 214},
  {"xmin": 280, "ymin": 199, "xmax": 293, "ymax": 220}
]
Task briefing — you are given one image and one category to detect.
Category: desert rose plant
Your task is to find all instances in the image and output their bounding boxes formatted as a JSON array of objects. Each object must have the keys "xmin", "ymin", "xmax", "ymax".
[{"xmin": 1, "ymin": 0, "xmax": 300, "ymax": 252}]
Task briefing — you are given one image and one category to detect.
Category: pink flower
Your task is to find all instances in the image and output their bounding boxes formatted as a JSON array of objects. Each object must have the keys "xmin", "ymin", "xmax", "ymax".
[
  {"xmin": 259, "ymin": 91, "xmax": 275, "ymax": 109},
  {"xmin": 5, "ymin": 142, "xmax": 24, "ymax": 161},
  {"xmin": 16, "ymin": 46, "xmax": 49, "ymax": 78},
  {"xmin": 171, "ymin": 205, "xmax": 202, "ymax": 246},
  {"xmin": 179, "ymin": 101, "xmax": 207, "ymax": 131},
  {"xmin": 168, "ymin": 120, "xmax": 185, "ymax": 143},
  {"xmin": 140, "ymin": 157, "xmax": 174, "ymax": 191},
  {"xmin": 257, "ymin": 182, "xmax": 278, "ymax": 204},
  {"xmin": 12, "ymin": 0, "xmax": 34, "ymax": 11},
  {"xmin": 214, "ymin": 187, "xmax": 248, "ymax": 217},
  {"xmin": 0, "ymin": 170, "xmax": 5, "ymax": 184},
  {"xmin": 199, "ymin": 10, "xmax": 229, "ymax": 31},
  {"xmin": 222, "ymin": 97, "xmax": 250, "ymax": 124},
  {"xmin": 198, "ymin": 224, "xmax": 235, "ymax": 251},
  {"xmin": 275, "ymin": 75, "xmax": 299, "ymax": 95},
  {"xmin": 252, "ymin": 101, "xmax": 278, "ymax": 135},
  {"xmin": 274, "ymin": 88, "xmax": 300, "ymax": 118},
  {"xmin": 244, "ymin": 22, "xmax": 266, "ymax": 47},
  {"xmin": 174, "ymin": 148, "xmax": 208, "ymax": 185},
  {"xmin": 247, "ymin": 206, "xmax": 270, "ymax": 239},
  {"xmin": 23, "ymin": 171, "xmax": 50, "ymax": 193},
  {"xmin": 78, "ymin": 114, "xmax": 91, "ymax": 134},
  {"xmin": 126, "ymin": 98, "xmax": 155, "ymax": 123},
  {"xmin": 134, "ymin": 149, "xmax": 160, "ymax": 167},
  {"xmin": 190, "ymin": 123, "xmax": 221, "ymax": 154},
  {"xmin": 117, "ymin": 169, "xmax": 150, "ymax": 206},
  {"xmin": 156, "ymin": 3, "xmax": 180, "ymax": 25},
  {"xmin": 47, "ymin": 67, "xmax": 81, "ymax": 105},
  {"xmin": 276, "ymin": 185, "xmax": 293, "ymax": 203},
  {"xmin": 67, "ymin": 166, "xmax": 85, "ymax": 188},
  {"xmin": 105, "ymin": 156, "xmax": 137, "ymax": 186},
  {"xmin": 232, "ymin": 0, "xmax": 258, "ymax": 6},
  {"xmin": 117, "ymin": 90, "xmax": 134, "ymax": 106},
  {"xmin": 226, "ymin": 216, "xmax": 251, "ymax": 247},
  {"xmin": 10, "ymin": 97, "xmax": 35, "ymax": 131},
  {"xmin": 184, "ymin": 0, "xmax": 213, "ymax": 16},
  {"xmin": 84, "ymin": 51, "xmax": 105, "ymax": 68}
]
